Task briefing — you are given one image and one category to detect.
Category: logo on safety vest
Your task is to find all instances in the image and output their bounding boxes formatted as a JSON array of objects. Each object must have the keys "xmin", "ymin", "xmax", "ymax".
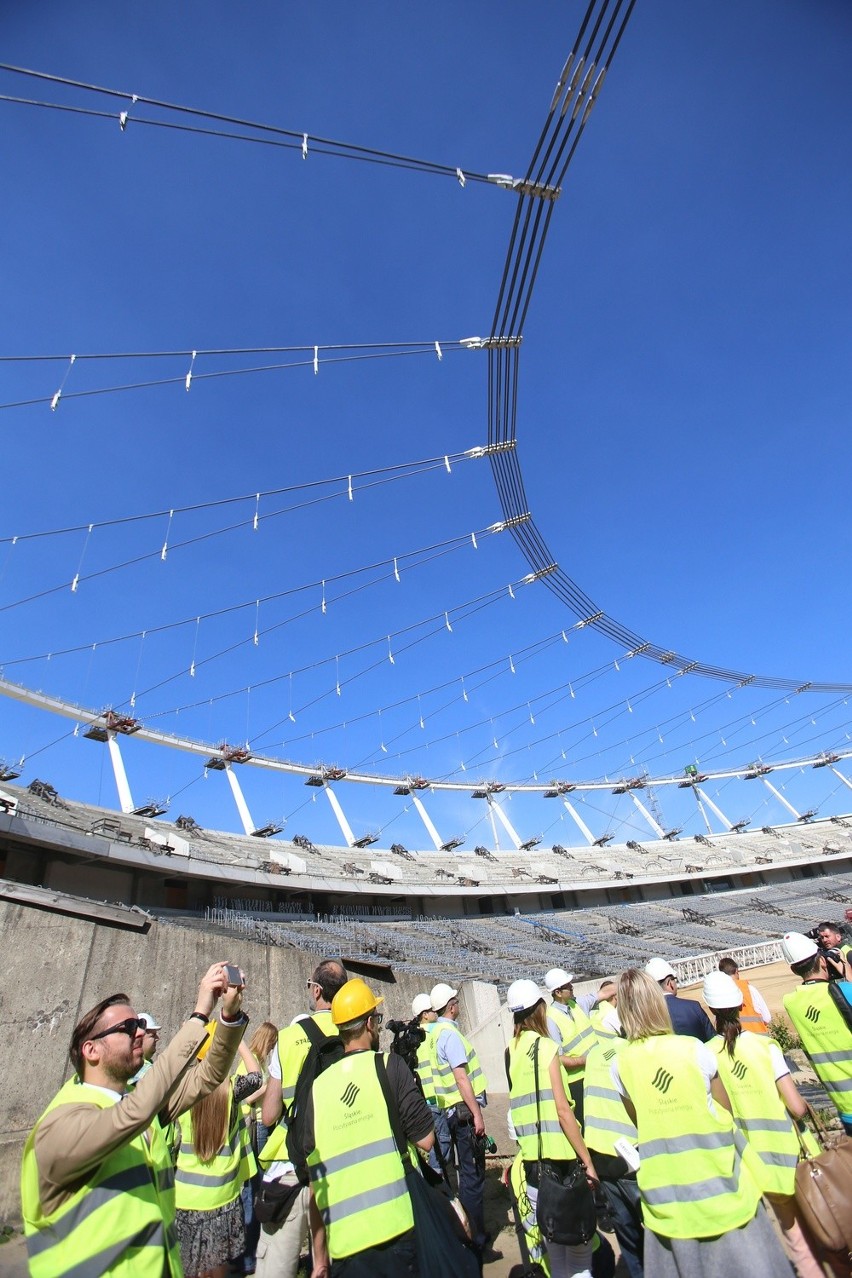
[
  {"xmin": 603, "ymin": 1049, "xmax": 615, "ymax": 1062},
  {"xmin": 651, "ymin": 1067, "xmax": 673, "ymax": 1095},
  {"xmin": 730, "ymin": 1060, "xmax": 748, "ymax": 1081},
  {"xmin": 341, "ymin": 1083, "xmax": 361, "ymax": 1108},
  {"xmin": 805, "ymin": 1006, "xmax": 820, "ymax": 1024}
]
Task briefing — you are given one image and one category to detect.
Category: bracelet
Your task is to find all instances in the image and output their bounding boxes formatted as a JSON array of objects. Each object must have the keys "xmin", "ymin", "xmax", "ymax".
[
  {"xmin": 220, "ymin": 1010, "xmax": 245, "ymax": 1025},
  {"xmin": 188, "ymin": 1012, "xmax": 208, "ymax": 1024}
]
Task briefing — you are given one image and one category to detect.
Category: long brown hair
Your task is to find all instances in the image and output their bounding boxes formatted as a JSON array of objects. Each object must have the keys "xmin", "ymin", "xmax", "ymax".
[
  {"xmin": 513, "ymin": 1000, "xmax": 549, "ymax": 1040},
  {"xmin": 713, "ymin": 1006, "xmax": 742, "ymax": 1058},
  {"xmin": 248, "ymin": 1020, "xmax": 278, "ymax": 1066},
  {"xmin": 189, "ymin": 1079, "xmax": 232, "ymax": 1163}
]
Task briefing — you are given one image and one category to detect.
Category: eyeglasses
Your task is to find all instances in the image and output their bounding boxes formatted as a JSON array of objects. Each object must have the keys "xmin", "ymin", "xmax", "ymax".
[
  {"xmin": 89, "ymin": 1017, "xmax": 146, "ymax": 1042},
  {"xmin": 306, "ymin": 979, "xmax": 319, "ymax": 990},
  {"xmin": 370, "ymin": 1012, "xmax": 384, "ymax": 1026}
]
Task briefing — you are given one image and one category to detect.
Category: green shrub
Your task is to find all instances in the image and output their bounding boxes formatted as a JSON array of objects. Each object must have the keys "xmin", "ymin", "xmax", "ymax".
[{"xmin": 769, "ymin": 1018, "xmax": 801, "ymax": 1052}]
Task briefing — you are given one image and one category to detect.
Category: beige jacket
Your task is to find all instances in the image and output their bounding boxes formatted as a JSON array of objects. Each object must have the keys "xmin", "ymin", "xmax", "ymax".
[{"xmin": 33, "ymin": 1015, "xmax": 247, "ymax": 1217}]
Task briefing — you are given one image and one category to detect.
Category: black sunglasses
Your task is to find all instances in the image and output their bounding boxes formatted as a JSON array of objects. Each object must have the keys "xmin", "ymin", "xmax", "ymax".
[{"xmin": 89, "ymin": 1017, "xmax": 146, "ymax": 1042}]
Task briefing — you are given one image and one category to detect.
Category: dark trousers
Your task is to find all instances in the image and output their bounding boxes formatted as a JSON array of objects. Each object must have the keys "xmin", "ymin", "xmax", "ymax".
[
  {"xmin": 600, "ymin": 1178, "xmax": 644, "ymax": 1278},
  {"xmin": 447, "ymin": 1109, "xmax": 486, "ymax": 1253},
  {"xmin": 331, "ymin": 1228, "xmax": 417, "ymax": 1276},
  {"xmin": 568, "ymin": 1079, "xmax": 585, "ymax": 1130}
]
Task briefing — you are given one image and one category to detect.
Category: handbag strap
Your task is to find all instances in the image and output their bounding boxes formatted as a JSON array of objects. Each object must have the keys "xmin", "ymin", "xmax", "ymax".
[{"xmin": 532, "ymin": 1037, "xmax": 543, "ymax": 1170}]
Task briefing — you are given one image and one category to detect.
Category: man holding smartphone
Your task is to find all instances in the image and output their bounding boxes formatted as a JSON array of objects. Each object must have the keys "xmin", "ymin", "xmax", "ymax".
[{"xmin": 21, "ymin": 961, "xmax": 249, "ymax": 1277}]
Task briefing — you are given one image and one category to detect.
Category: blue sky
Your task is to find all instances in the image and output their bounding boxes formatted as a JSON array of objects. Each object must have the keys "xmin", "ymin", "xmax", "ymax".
[{"xmin": 1, "ymin": 2, "xmax": 851, "ymax": 850}]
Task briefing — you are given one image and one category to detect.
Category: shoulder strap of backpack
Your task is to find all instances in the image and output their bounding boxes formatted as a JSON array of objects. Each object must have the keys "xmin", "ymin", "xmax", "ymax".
[{"xmin": 301, "ymin": 1016, "xmax": 327, "ymax": 1049}]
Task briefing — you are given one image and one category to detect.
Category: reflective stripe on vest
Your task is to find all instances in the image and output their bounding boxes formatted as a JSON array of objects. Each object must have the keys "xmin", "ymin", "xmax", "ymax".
[
  {"xmin": 21, "ymin": 1078, "xmax": 181, "ymax": 1278},
  {"xmin": 784, "ymin": 982, "xmax": 852, "ymax": 1117},
  {"xmin": 618, "ymin": 1034, "xmax": 761, "ymax": 1239},
  {"xmin": 734, "ymin": 979, "xmax": 769, "ymax": 1035},
  {"xmin": 710, "ymin": 1031, "xmax": 815, "ymax": 1195},
  {"xmin": 274, "ymin": 1013, "xmax": 338, "ymax": 1109},
  {"xmin": 175, "ymin": 1083, "xmax": 256, "ymax": 1211},
  {"xmin": 415, "ymin": 1032, "xmax": 436, "ymax": 1104},
  {"xmin": 307, "ymin": 1052, "xmax": 413, "ymax": 1260},
  {"xmin": 432, "ymin": 1022, "xmax": 488, "ymax": 1110},
  {"xmin": 583, "ymin": 1039, "xmax": 637, "ymax": 1157},
  {"xmin": 549, "ymin": 1002, "xmax": 597, "ymax": 1082},
  {"xmin": 509, "ymin": 1032, "xmax": 575, "ymax": 1161}
]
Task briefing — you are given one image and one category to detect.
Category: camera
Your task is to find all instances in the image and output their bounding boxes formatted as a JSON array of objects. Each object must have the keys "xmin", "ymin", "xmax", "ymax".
[{"xmin": 387, "ymin": 1017, "xmax": 426, "ymax": 1076}]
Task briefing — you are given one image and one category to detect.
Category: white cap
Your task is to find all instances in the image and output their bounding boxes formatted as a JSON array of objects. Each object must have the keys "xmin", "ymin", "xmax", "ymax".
[
  {"xmin": 702, "ymin": 971, "xmax": 743, "ymax": 1009},
  {"xmin": 138, "ymin": 1012, "xmax": 162, "ymax": 1031},
  {"xmin": 544, "ymin": 968, "xmax": 574, "ymax": 991},
  {"xmin": 506, "ymin": 979, "xmax": 543, "ymax": 1014},
  {"xmin": 412, "ymin": 993, "xmax": 432, "ymax": 1017},
  {"xmin": 645, "ymin": 957, "xmax": 676, "ymax": 983},
  {"xmin": 781, "ymin": 931, "xmax": 820, "ymax": 966},
  {"xmin": 430, "ymin": 982, "xmax": 459, "ymax": 1012}
]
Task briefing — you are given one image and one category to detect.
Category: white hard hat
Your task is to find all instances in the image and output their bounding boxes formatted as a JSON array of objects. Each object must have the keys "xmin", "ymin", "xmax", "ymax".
[
  {"xmin": 702, "ymin": 971, "xmax": 743, "ymax": 1010},
  {"xmin": 430, "ymin": 982, "xmax": 459, "ymax": 1012},
  {"xmin": 781, "ymin": 931, "xmax": 819, "ymax": 966},
  {"xmin": 645, "ymin": 957, "xmax": 676, "ymax": 983},
  {"xmin": 544, "ymin": 968, "xmax": 574, "ymax": 991},
  {"xmin": 137, "ymin": 1012, "xmax": 162, "ymax": 1031},
  {"xmin": 411, "ymin": 993, "xmax": 432, "ymax": 1017},
  {"xmin": 506, "ymin": 979, "xmax": 543, "ymax": 1014}
]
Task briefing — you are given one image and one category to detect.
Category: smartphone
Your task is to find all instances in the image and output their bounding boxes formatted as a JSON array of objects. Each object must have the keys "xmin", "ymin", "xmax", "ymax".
[{"xmin": 224, "ymin": 963, "xmax": 242, "ymax": 987}]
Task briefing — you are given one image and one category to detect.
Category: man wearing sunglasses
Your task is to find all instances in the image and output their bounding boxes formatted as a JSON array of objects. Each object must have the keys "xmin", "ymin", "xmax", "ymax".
[{"xmin": 21, "ymin": 960, "xmax": 249, "ymax": 1277}]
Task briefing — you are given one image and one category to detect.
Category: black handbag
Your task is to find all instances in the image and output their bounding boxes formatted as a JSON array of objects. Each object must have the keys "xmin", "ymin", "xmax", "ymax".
[
  {"xmin": 253, "ymin": 1176, "xmax": 302, "ymax": 1225},
  {"xmin": 532, "ymin": 1039, "xmax": 597, "ymax": 1247}
]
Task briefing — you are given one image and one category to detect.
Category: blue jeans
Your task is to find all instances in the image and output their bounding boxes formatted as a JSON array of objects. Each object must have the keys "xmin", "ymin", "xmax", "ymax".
[
  {"xmin": 427, "ymin": 1102, "xmax": 452, "ymax": 1173},
  {"xmin": 599, "ymin": 1178, "xmax": 644, "ymax": 1278},
  {"xmin": 447, "ymin": 1109, "xmax": 486, "ymax": 1253}
]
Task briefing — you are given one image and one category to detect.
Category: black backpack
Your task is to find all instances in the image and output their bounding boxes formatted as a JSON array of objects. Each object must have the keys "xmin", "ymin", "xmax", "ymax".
[{"xmin": 285, "ymin": 1017, "xmax": 345, "ymax": 1184}]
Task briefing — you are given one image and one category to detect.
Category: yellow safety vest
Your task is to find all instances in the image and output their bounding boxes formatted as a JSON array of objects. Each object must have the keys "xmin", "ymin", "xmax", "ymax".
[
  {"xmin": 549, "ymin": 1001, "xmax": 598, "ymax": 1083},
  {"xmin": 509, "ymin": 1031, "xmax": 576, "ymax": 1162},
  {"xmin": 618, "ymin": 1034, "xmax": 761, "ymax": 1239},
  {"xmin": 21, "ymin": 1078, "xmax": 182, "ymax": 1278},
  {"xmin": 783, "ymin": 981, "xmax": 852, "ymax": 1120},
  {"xmin": 733, "ymin": 978, "xmax": 769, "ymax": 1035},
  {"xmin": 175, "ymin": 1082, "xmax": 256, "ymax": 1211},
  {"xmin": 431, "ymin": 1021, "xmax": 488, "ymax": 1110},
  {"xmin": 415, "ymin": 1027, "xmax": 436, "ymax": 1104},
  {"xmin": 274, "ymin": 1012, "xmax": 338, "ymax": 1111},
  {"xmin": 307, "ymin": 1052, "xmax": 413, "ymax": 1260},
  {"xmin": 583, "ymin": 1037, "xmax": 637, "ymax": 1158},
  {"xmin": 709, "ymin": 1032, "xmax": 817, "ymax": 1195}
]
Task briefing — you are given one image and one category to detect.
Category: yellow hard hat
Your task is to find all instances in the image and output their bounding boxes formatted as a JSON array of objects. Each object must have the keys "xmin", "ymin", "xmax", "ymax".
[
  {"xmin": 331, "ymin": 978, "xmax": 384, "ymax": 1027},
  {"xmin": 196, "ymin": 1020, "xmax": 217, "ymax": 1059}
]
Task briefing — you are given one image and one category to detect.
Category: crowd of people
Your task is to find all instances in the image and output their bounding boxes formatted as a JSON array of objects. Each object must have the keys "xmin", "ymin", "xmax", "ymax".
[{"xmin": 19, "ymin": 920, "xmax": 852, "ymax": 1278}]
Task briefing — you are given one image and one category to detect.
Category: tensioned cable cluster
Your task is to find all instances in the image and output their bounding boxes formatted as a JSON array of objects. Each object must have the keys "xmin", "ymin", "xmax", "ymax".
[
  {"xmin": 483, "ymin": 0, "xmax": 851, "ymax": 696},
  {"xmin": 0, "ymin": 64, "xmax": 508, "ymax": 185}
]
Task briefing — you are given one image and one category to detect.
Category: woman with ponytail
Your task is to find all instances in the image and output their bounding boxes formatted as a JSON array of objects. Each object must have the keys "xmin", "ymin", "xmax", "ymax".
[
  {"xmin": 175, "ymin": 1036, "xmax": 261, "ymax": 1278},
  {"xmin": 702, "ymin": 971, "xmax": 823, "ymax": 1278}
]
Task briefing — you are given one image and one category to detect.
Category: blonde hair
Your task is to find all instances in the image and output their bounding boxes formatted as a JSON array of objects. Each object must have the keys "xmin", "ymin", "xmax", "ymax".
[
  {"xmin": 617, "ymin": 969, "xmax": 673, "ymax": 1041},
  {"xmin": 513, "ymin": 1000, "xmax": 549, "ymax": 1040},
  {"xmin": 189, "ymin": 1079, "xmax": 232, "ymax": 1163},
  {"xmin": 248, "ymin": 1020, "xmax": 278, "ymax": 1066}
]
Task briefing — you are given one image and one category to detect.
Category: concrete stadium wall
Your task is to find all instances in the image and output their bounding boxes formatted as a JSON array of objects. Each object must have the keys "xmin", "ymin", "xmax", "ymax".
[{"xmin": 0, "ymin": 899, "xmax": 503, "ymax": 1225}]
